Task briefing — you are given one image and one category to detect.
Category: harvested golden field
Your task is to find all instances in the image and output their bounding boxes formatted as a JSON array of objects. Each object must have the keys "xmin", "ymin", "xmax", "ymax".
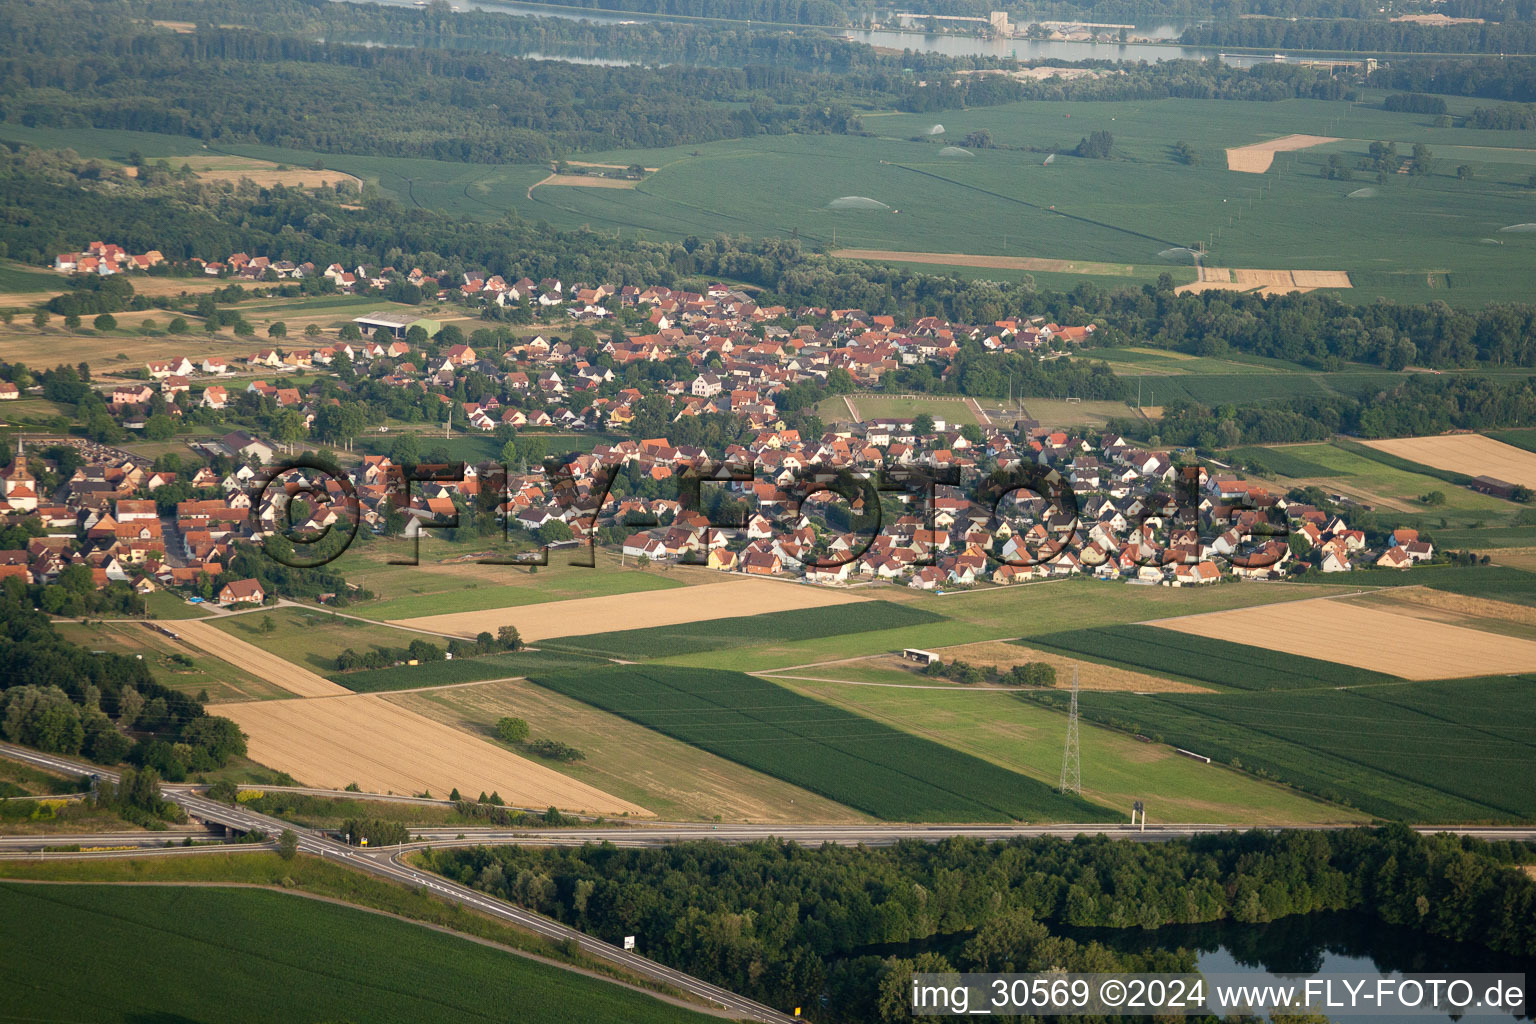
[
  {"xmin": 534, "ymin": 174, "xmax": 638, "ymax": 189},
  {"xmin": 1350, "ymin": 586, "xmax": 1536, "ymax": 627},
  {"xmin": 218, "ymin": 694, "xmax": 648, "ymax": 815},
  {"xmin": 172, "ymin": 619, "xmax": 351, "ymax": 698},
  {"xmin": 565, "ymin": 160, "xmax": 659, "ymax": 171},
  {"xmin": 1177, "ymin": 266, "xmax": 1351, "ymax": 296},
  {"xmin": 928, "ymin": 640, "xmax": 1212, "ymax": 692},
  {"xmin": 1151, "ymin": 597, "xmax": 1536, "ymax": 680},
  {"xmin": 1226, "ymin": 133, "xmax": 1339, "ymax": 173},
  {"xmin": 832, "ymin": 248, "xmax": 1140, "ymax": 276},
  {"xmin": 128, "ymin": 154, "xmax": 361, "ymax": 191},
  {"xmin": 1363, "ymin": 434, "xmax": 1536, "ymax": 490},
  {"xmin": 391, "ymin": 576, "xmax": 866, "ymax": 640},
  {"xmin": 389, "ymin": 679, "xmax": 867, "ymax": 822}
]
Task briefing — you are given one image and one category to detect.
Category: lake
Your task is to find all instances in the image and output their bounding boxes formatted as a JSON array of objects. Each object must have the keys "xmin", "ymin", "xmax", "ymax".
[{"xmin": 864, "ymin": 911, "xmax": 1533, "ymax": 1023}]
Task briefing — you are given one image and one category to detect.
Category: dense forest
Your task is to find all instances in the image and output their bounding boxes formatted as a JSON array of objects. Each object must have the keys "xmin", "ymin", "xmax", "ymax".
[
  {"xmin": 425, "ymin": 827, "xmax": 1536, "ymax": 1022},
  {"xmin": 0, "ymin": 589, "xmax": 246, "ymax": 777},
  {"xmin": 0, "ymin": 0, "xmax": 1477, "ymax": 169},
  {"xmin": 1183, "ymin": 18, "xmax": 1536, "ymax": 54},
  {"xmin": 1369, "ymin": 56, "xmax": 1536, "ymax": 102}
]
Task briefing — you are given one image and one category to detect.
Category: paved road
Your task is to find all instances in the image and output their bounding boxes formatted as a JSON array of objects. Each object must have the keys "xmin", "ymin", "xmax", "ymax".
[{"xmin": 0, "ymin": 742, "xmax": 793, "ymax": 1024}]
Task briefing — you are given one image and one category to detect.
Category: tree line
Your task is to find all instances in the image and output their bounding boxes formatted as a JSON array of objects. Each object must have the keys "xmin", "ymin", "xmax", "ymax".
[
  {"xmin": 1182, "ymin": 18, "xmax": 1536, "ymax": 55},
  {"xmin": 427, "ymin": 826, "xmax": 1535, "ymax": 1021},
  {"xmin": 0, "ymin": 592, "xmax": 246, "ymax": 777}
]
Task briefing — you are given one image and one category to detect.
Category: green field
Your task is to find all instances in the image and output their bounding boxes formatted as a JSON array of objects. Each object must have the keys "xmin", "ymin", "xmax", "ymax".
[
  {"xmin": 1046, "ymin": 675, "xmax": 1536, "ymax": 822},
  {"xmin": 0, "ymin": 882, "xmax": 714, "ymax": 1024},
  {"xmin": 1222, "ymin": 444, "xmax": 1345, "ymax": 477},
  {"xmin": 10, "ymin": 97, "xmax": 1536, "ymax": 305},
  {"xmin": 773, "ymin": 677, "xmax": 1362, "ymax": 824},
  {"xmin": 353, "ymin": 568, "xmax": 686, "ymax": 621},
  {"xmin": 1025, "ymin": 625, "xmax": 1403, "ymax": 691},
  {"xmin": 391, "ymin": 677, "xmax": 869, "ymax": 822},
  {"xmin": 527, "ymin": 664, "xmax": 1114, "ymax": 822},
  {"xmin": 333, "ymin": 648, "xmax": 609, "ymax": 691},
  {"xmin": 1242, "ymin": 441, "xmax": 1520, "ymax": 528},
  {"xmin": 208, "ymin": 606, "xmax": 429, "ymax": 673},
  {"xmin": 0, "ymin": 259, "xmax": 60, "ymax": 294},
  {"xmin": 542, "ymin": 599, "xmax": 945, "ymax": 659}
]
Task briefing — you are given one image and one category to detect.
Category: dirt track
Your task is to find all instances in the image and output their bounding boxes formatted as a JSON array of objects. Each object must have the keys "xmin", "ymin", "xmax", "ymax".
[
  {"xmin": 218, "ymin": 694, "xmax": 650, "ymax": 815},
  {"xmin": 173, "ymin": 619, "xmax": 351, "ymax": 698},
  {"xmin": 391, "ymin": 576, "xmax": 866, "ymax": 640},
  {"xmin": 1152, "ymin": 598, "xmax": 1536, "ymax": 680}
]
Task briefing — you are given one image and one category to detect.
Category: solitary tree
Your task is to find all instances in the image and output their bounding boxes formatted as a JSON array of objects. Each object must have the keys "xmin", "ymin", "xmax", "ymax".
[
  {"xmin": 278, "ymin": 828, "xmax": 298, "ymax": 860},
  {"xmin": 496, "ymin": 716, "xmax": 530, "ymax": 744},
  {"xmin": 94, "ymin": 313, "xmax": 117, "ymax": 331}
]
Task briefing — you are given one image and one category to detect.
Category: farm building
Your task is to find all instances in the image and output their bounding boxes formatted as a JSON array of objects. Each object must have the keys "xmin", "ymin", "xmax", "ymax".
[
  {"xmin": 902, "ymin": 648, "xmax": 940, "ymax": 666},
  {"xmin": 352, "ymin": 312, "xmax": 441, "ymax": 340},
  {"xmin": 1471, "ymin": 475, "xmax": 1520, "ymax": 499}
]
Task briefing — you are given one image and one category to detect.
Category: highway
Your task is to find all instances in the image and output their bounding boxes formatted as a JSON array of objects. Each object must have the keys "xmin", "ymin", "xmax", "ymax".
[
  {"xmin": 0, "ymin": 742, "xmax": 794, "ymax": 1024},
  {"xmin": 7, "ymin": 740, "xmax": 1536, "ymax": 1023}
]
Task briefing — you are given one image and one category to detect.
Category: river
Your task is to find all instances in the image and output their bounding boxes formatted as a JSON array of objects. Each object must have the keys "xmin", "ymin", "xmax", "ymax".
[{"xmin": 335, "ymin": 0, "xmax": 1278, "ymax": 65}]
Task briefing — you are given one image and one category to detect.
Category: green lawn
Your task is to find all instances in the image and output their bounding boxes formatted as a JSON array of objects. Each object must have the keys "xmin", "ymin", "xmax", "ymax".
[
  {"xmin": 52, "ymin": 619, "xmax": 289, "ymax": 704},
  {"xmin": 830, "ymin": 393, "xmax": 983, "ymax": 426},
  {"xmin": 141, "ymin": 589, "xmax": 215, "ymax": 619},
  {"xmin": 0, "ymin": 882, "xmax": 716, "ymax": 1024},
  {"xmin": 208, "ymin": 606, "xmax": 428, "ymax": 673}
]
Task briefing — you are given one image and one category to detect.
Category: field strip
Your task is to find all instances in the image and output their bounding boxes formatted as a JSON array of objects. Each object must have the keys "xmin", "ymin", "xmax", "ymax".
[
  {"xmin": 217, "ymin": 694, "xmax": 649, "ymax": 815},
  {"xmin": 170, "ymin": 620, "xmax": 350, "ymax": 698},
  {"xmin": 966, "ymin": 397, "xmax": 992, "ymax": 427},
  {"xmin": 1363, "ymin": 434, "xmax": 1536, "ymax": 490},
  {"xmin": 564, "ymin": 160, "xmax": 659, "ymax": 171},
  {"xmin": 1149, "ymin": 597, "xmax": 1536, "ymax": 680},
  {"xmin": 533, "ymin": 174, "xmax": 639, "ymax": 190},
  {"xmin": 390, "ymin": 576, "xmax": 866, "ymax": 640},
  {"xmin": 832, "ymin": 248, "xmax": 1143, "ymax": 276},
  {"xmin": 1226, "ymin": 134, "xmax": 1339, "ymax": 173},
  {"xmin": 1178, "ymin": 266, "xmax": 1351, "ymax": 296},
  {"xmin": 843, "ymin": 394, "xmax": 862, "ymax": 421}
]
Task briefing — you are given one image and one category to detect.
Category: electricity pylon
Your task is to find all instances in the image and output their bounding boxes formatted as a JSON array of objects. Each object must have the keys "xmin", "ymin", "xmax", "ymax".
[{"xmin": 1059, "ymin": 665, "xmax": 1081, "ymax": 796}]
